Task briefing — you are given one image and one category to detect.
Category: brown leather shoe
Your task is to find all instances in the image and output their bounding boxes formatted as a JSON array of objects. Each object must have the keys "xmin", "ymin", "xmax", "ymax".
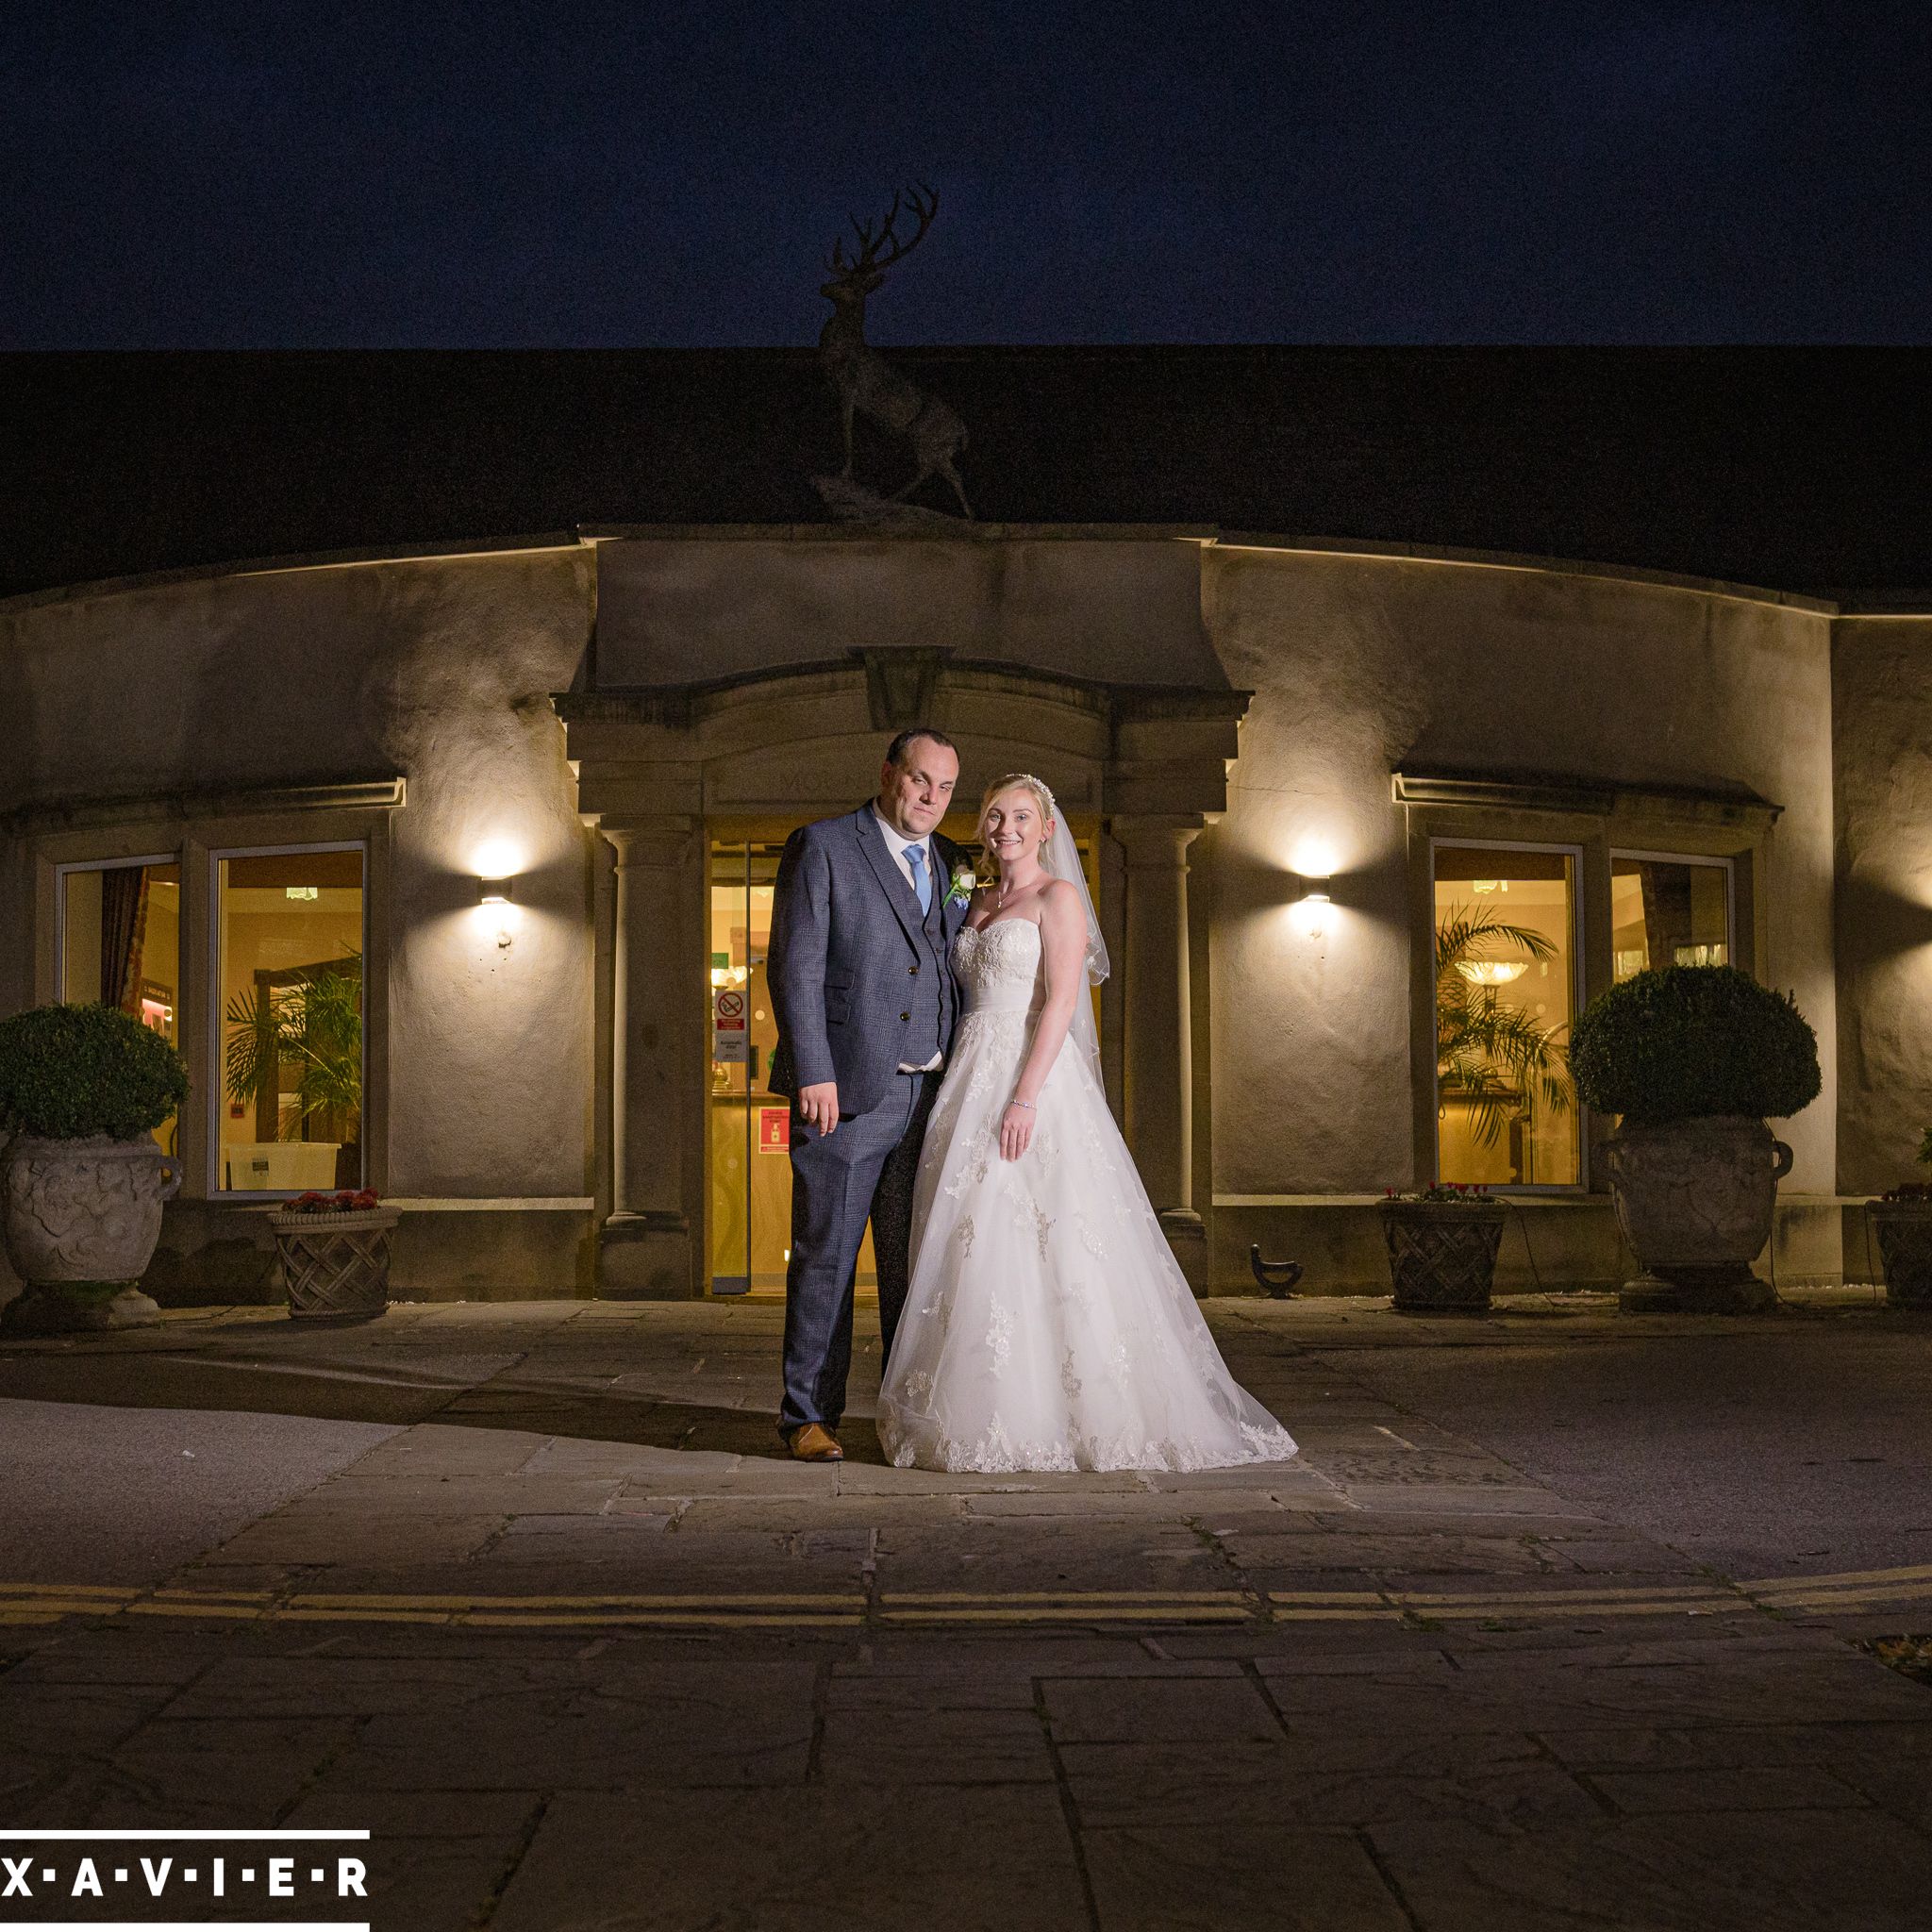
[{"xmin": 788, "ymin": 1423, "xmax": 844, "ymax": 1462}]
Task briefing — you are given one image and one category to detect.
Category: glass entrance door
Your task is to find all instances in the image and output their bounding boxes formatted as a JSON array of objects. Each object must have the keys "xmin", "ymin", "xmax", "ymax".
[{"xmin": 708, "ymin": 841, "xmax": 876, "ymax": 1297}]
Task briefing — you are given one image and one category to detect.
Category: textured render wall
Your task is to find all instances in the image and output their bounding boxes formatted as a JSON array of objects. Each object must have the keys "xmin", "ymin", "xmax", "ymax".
[
  {"xmin": 0, "ymin": 550, "xmax": 597, "ymax": 1208},
  {"xmin": 1204, "ymin": 548, "xmax": 1840, "ymax": 1202},
  {"xmin": 1833, "ymin": 618, "xmax": 1932, "ymax": 1193}
]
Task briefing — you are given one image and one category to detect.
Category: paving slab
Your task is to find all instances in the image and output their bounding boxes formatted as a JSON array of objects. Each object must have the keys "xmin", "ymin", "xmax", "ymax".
[
  {"xmin": 1367, "ymin": 1807, "xmax": 1932, "ymax": 1932},
  {"xmin": 492, "ymin": 1786, "xmax": 1091, "ymax": 1932},
  {"xmin": 1082, "ymin": 1822, "xmax": 1411, "ymax": 1931},
  {"xmin": 5, "ymin": 1293, "xmax": 1932, "ymax": 1929}
]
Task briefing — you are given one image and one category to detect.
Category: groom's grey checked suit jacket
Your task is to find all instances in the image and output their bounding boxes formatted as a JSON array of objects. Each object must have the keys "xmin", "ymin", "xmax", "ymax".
[
  {"xmin": 768, "ymin": 803, "xmax": 972, "ymax": 1433},
  {"xmin": 768, "ymin": 804, "xmax": 971, "ymax": 1116}
]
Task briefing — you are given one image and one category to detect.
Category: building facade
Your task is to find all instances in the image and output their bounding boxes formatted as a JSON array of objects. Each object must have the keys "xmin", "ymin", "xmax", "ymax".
[{"xmin": 5, "ymin": 502, "xmax": 1927, "ymax": 1305}]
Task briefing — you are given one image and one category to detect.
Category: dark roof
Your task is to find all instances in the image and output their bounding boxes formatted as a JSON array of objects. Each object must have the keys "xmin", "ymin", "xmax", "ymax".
[{"xmin": 4, "ymin": 346, "xmax": 1929, "ymax": 602}]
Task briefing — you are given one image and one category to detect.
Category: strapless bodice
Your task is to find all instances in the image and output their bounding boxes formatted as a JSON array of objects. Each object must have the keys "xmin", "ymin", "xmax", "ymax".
[{"xmin": 951, "ymin": 918, "xmax": 1043, "ymax": 1015}]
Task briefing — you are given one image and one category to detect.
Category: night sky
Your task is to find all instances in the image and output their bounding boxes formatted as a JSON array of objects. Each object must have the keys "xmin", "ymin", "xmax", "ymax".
[{"xmin": 6, "ymin": 3, "xmax": 1929, "ymax": 349}]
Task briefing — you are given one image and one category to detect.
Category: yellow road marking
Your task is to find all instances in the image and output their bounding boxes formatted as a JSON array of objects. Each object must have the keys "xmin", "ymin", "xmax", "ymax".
[
  {"xmin": 3, "ymin": 1558, "xmax": 1932, "ymax": 1631},
  {"xmin": 1414, "ymin": 1599, "xmax": 1741, "ymax": 1619},
  {"xmin": 283, "ymin": 1590, "xmax": 861, "ymax": 1610},
  {"xmin": 880, "ymin": 1606, "xmax": 1253, "ymax": 1624},
  {"xmin": 886, "ymin": 1590, "xmax": 1249, "ymax": 1604},
  {"xmin": 456, "ymin": 1611, "xmax": 866, "ymax": 1628},
  {"xmin": 127, "ymin": 1602, "xmax": 269, "ymax": 1620},
  {"xmin": 1272, "ymin": 1607, "xmax": 1407, "ymax": 1622},
  {"xmin": 0, "ymin": 1581, "xmax": 133, "ymax": 1600},
  {"xmin": 1754, "ymin": 1585, "xmax": 1932, "ymax": 1611},
  {"xmin": 1267, "ymin": 1591, "xmax": 1405, "ymax": 1606},
  {"xmin": 1741, "ymin": 1562, "xmax": 1932, "ymax": 1592},
  {"xmin": 1384, "ymin": 1582, "xmax": 1725, "ymax": 1606}
]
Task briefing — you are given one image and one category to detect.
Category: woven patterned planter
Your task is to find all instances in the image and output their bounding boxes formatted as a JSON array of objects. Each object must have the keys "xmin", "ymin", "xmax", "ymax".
[
  {"xmin": 268, "ymin": 1207, "xmax": 400, "ymax": 1320},
  {"xmin": 1869, "ymin": 1202, "xmax": 1932, "ymax": 1311},
  {"xmin": 1380, "ymin": 1200, "xmax": 1506, "ymax": 1315}
]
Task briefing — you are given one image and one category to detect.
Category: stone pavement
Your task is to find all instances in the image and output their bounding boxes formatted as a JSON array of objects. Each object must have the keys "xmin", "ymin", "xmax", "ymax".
[{"xmin": 1, "ymin": 1291, "xmax": 1929, "ymax": 1929}]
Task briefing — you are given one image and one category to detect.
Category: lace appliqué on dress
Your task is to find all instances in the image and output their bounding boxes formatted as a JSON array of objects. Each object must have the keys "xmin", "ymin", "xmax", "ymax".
[{"xmin": 877, "ymin": 912, "xmax": 1299, "ymax": 1475}]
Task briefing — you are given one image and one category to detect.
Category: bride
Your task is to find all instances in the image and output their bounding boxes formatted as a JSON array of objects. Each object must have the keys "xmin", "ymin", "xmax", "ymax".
[{"xmin": 877, "ymin": 774, "xmax": 1299, "ymax": 1474}]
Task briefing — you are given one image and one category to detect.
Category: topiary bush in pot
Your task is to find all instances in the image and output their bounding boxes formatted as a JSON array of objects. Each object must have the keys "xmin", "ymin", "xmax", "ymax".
[
  {"xmin": 0, "ymin": 1003, "xmax": 190, "ymax": 1334},
  {"xmin": 1568, "ymin": 966, "xmax": 1820, "ymax": 1313}
]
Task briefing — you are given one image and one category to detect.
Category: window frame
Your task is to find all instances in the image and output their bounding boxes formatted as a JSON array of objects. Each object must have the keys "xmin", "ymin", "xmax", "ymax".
[
  {"xmin": 1429, "ymin": 835, "xmax": 1589, "ymax": 1194},
  {"xmin": 1402, "ymin": 781, "xmax": 1771, "ymax": 1197},
  {"xmin": 1607, "ymin": 847, "xmax": 1737, "ymax": 980},
  {"xmin": 52, "ymin": 852, "xmax": 182, "ymax": 1010},
  {"xmin": 206, "ymin": 839, "xmax": 372, "ymax": 1202}
]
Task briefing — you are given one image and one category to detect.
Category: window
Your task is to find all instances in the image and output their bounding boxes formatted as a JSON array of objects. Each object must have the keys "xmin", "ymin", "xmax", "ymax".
[
  {"xmin": 214, "ymin": 846, "xmax": 365, "ymax": 1194},
  {"xmin": 57, "ymin": 857, "xmax": 182, "ymax": 1155},
  {"xmin": 1611, "ymin": 851, "xmax": 1733, "ymax": 982},
  {"xmin": 1433, "ymin": 841, "xmax": 1581, "ymax": 1188}
]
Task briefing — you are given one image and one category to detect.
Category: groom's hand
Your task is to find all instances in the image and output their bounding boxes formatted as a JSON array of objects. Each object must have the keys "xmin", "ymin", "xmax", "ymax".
[{"xmin": 798, "ymin": 1082, "xmax": 840, "ymax": 1136}]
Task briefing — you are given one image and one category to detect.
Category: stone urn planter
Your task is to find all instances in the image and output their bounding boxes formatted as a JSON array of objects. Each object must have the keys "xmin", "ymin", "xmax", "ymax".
[
  {"xmin": 1866, "ymin": 1193, "xmax": 1932, "ymax": 1310},
  {"xmin": 1569, "ymin": 965, "xmax": 1821, "ymax": 1318},
  {"xmin": 0, "ymin": 1003, "xmax": 191, "ymax": 1338},
  {"xmin": 1380, "ymin": 1191, "xmax": 1507, "ymax": 1314},
  {"xmin": 269, "ymin": 1191, "xmax": 400, "ymax": 1320},
  {"xmin": 1, "ymin": 1133, "xmax": 184, "ymax": 1334},
  {"xmin": 1603, "ymin": 1117, "xmax": 1790, "ymax": 1313}
]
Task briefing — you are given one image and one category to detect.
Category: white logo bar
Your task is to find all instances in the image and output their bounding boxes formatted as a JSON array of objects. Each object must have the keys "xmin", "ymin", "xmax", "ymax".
[{"xmin": 0, "ymin": 1832, "xmax": 369, "ymax": 1840}]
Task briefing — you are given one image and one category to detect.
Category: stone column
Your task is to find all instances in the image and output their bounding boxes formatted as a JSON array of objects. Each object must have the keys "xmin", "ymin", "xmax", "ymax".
[
  {"xmin": 598, "ymin": 816, "xmax": 704, "ymax": 1297},
  {"xmin": 1113, "ymin": 814, "xmax": 1208, "ymax": 1285}
]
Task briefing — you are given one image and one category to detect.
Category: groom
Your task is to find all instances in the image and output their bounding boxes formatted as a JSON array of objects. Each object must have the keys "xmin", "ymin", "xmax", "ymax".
[{"xmin": 767, "ymin": 727, "xmax": 972, "ymax": 1461}]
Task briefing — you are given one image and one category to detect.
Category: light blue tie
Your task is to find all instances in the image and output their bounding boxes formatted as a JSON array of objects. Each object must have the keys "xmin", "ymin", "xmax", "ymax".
[{"xmin": 906, "ymin": 842, "xmax": 931, "ymax": 914}]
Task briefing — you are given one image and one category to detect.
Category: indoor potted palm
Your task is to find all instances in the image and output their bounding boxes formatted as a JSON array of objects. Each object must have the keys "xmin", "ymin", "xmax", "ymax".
[
  {"xmin": 1380, "ymin": 905, "xmax": 1570, "ymax": 1314},
  {"xmin": 1865, "ymin": 1127, "xmax": 1932, "ymax": 1310},
  {"xmin": 1436, "ymin": 906, "xmax": 1573, "ymax": 1159},
  {"xmin": 1569, "ymin": 965, "xmax": 1820, "ymax": 1313},
  {"xmin": 224, "ymin": 957, "xmax": 363, "ymax": 1187},
  {"xmin": 0, "ymin": 1003, "xmax": 189, "ymax": 1334}
]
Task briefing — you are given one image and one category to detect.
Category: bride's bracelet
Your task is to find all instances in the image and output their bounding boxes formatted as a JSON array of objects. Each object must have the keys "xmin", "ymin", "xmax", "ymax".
[{"xmin": 1007, "ymin": 1098, "xmax": 1035, "ymax": 1110}]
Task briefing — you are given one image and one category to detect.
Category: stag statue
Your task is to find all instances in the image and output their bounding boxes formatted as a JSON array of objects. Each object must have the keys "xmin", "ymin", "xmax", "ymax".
[{"xmin": 817, "ymin": 184, "xmax": 972, "ymax": 519}]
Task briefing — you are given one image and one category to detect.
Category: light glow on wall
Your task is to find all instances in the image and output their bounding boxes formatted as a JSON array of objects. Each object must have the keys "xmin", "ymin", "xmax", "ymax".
[{"xmin": 471, "ymin": 837, "xmax": 527, "ymax": 881}]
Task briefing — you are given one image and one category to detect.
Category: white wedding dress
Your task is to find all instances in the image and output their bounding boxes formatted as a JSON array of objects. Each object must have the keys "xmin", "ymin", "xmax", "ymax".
[{"xmin": 877, "ymin": 918, "xmax": 1299, "ymax": 1474}]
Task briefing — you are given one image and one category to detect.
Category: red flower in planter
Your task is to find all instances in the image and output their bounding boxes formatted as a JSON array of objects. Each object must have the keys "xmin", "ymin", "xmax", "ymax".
[{"xmin": 287, "ymin": 1188, "xmax": 383, "ymax": 1213}]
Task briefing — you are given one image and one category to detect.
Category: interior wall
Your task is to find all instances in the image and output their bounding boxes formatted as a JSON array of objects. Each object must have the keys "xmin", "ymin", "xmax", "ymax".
[{"xmin": 1204, "ymin": 546, "xmax": 1840, "ymax": 1199}]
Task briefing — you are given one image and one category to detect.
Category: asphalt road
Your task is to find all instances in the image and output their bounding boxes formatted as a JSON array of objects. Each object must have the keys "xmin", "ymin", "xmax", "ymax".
[
  {"xmin": 1312, "ymin": 1321, "xmax": 1932, "ymax": 1578},
  {"xmin": 0, "ymin": 1396, "xmax": 399, "ymax": 1584}
]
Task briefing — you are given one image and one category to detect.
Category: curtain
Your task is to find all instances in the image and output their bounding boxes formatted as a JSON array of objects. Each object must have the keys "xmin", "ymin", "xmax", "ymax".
[{"xmin": 98, "ymin": 865, "xmax": 150, "ymax": 1012}]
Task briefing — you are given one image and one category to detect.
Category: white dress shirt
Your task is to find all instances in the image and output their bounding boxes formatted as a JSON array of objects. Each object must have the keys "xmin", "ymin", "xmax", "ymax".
[
  {"xmin": 871, "ymin": 805, "xmax": 935, "ymax": 897},
  {"xmin": 872, "ymin": 805, "xmax": 944, "ymax": 1073}
]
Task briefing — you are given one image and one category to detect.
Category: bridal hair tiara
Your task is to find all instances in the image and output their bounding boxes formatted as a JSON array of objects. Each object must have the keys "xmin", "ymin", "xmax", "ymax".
[{"xmin": 978, "ymin": 771, "xmax": 1056, "ymax": 819}]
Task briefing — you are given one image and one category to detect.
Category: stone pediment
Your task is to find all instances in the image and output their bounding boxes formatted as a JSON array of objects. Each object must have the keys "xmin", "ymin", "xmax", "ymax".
[{"xmin": 554, "ymin": 652, "xmax": 1246, "ymax": 829}]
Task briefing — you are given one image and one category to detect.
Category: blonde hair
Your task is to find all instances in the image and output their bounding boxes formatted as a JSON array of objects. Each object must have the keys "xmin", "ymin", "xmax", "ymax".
[{"xmin": 977, "ymin": 774, "xmax": 1058, "ymax": 874}]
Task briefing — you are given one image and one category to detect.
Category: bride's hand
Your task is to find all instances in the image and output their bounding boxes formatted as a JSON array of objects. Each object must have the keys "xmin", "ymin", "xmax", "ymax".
[{"xmin": 1000, "ymin": 1100, "xmax": 1035, "ymax": 1161}]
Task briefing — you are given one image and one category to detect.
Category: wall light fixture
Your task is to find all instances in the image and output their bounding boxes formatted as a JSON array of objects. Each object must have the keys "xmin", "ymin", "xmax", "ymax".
[{"xmin": 479, "ymin": 877, "xmax": 514, "ymax": 906}]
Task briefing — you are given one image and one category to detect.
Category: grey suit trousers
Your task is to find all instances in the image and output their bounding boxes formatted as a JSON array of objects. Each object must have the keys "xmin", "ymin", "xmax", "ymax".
[{"xmin": 779, "ymin": 1067, "xmax": 941, "ymax": 1434}]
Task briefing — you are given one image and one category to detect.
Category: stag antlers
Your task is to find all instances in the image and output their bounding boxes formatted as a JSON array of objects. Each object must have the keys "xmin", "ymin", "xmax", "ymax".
[{"xmin": 825, "ymin": 183, "xmax": 940, "ymax": 283}]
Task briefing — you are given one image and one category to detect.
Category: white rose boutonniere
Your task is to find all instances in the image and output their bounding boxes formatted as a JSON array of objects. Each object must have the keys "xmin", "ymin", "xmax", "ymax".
[{"xmin": 944, "ymin": 864, "xmax": 977, "ymax": 908}]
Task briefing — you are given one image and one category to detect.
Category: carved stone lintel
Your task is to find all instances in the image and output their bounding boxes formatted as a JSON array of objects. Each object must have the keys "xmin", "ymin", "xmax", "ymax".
[{"xmin": 854, "ymin": 647, "xmax": 953, "ymax": 732}]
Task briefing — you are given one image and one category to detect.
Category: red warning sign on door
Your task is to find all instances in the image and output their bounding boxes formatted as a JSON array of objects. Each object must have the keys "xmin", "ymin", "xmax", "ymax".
[
  {"xmin": 758, "ymin": 1108, "xmax": 791, "ymax": 1152},
  {"xmin": 714, "ymin": 988, "xmax": 746, "ymax": 1030}
]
